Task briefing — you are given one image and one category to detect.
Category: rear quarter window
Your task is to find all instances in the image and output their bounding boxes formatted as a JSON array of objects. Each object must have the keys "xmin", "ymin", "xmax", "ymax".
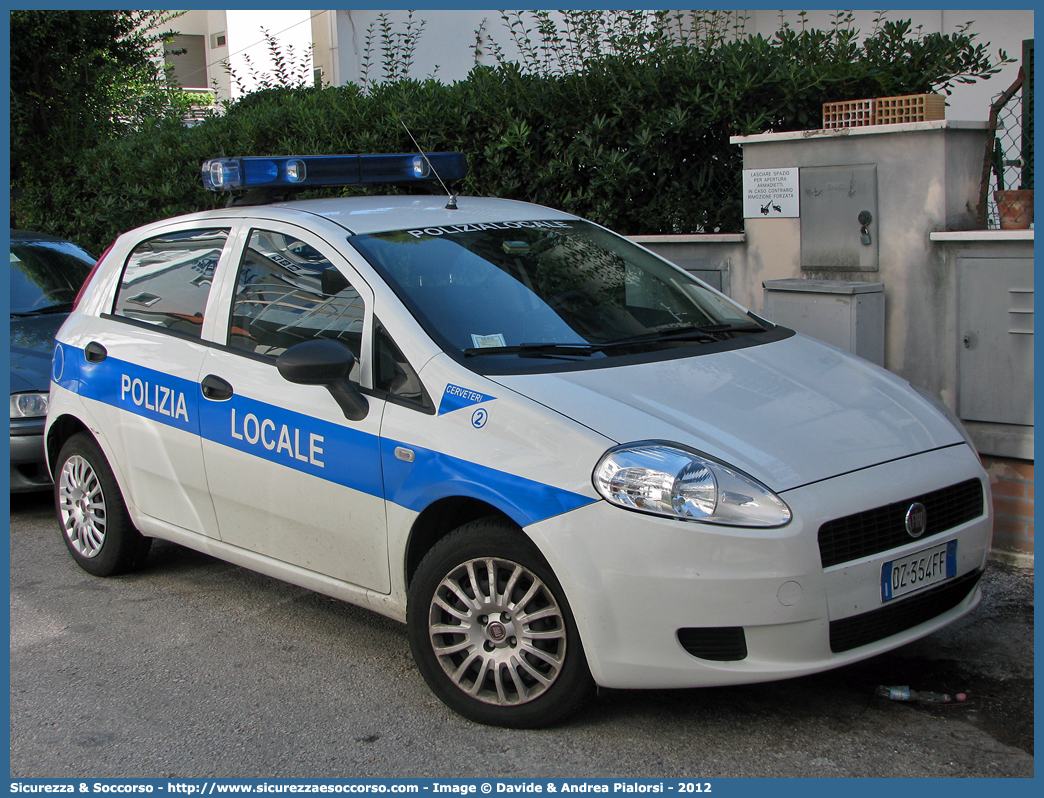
[{"xmin": 112, "ymin": 228, "xmax": 229, "ymax": 339}]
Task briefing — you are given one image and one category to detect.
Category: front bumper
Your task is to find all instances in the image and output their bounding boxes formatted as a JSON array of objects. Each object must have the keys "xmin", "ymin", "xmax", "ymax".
[
  {"xmin": 526, "ymin": 444, "xmax": 991, "ymax": 689},
  {"xmin": 10, "ymin": 418, "xmax": 52, "ymax": 492}
]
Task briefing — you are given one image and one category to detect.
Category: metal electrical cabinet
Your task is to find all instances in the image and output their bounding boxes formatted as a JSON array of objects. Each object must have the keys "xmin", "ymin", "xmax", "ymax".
[
  {"xmin": 958, "ymin": 255, "xmax": 1034, "ymax": 426},
  {"xmin": 763, "ymin": 279, "xmax": 886, "ymax": 366},
  {"xmin": 799, "ymin": 165, "xmax": 879, "ymax": 272}
]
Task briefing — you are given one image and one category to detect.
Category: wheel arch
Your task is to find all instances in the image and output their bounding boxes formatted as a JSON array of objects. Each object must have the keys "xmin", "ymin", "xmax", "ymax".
[
  {"xmin": 403, "ymin": 496, "xmax": 513, "ymax": 588},
  {"xmin": 46, "ymin": 412, "xmax": 134, "ymax": 516},
  {"xmin": 45, "ymin": 413, "xmax": 92, "ymax": 480}
]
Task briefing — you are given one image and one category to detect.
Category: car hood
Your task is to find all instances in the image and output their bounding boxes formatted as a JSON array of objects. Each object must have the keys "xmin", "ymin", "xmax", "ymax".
[
  {"xmin": 490, "ymin": 334, "xmax": 963, "ymax": 492},
  {"xmin": 10, "ymin": 313, "xmax": 65, "ymax": 393}
]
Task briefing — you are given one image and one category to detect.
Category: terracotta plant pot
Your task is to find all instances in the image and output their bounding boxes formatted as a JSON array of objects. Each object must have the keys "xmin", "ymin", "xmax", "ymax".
[{"xmin": 994, "ymin": 189, "xmax": 1034, "ymax": 230}]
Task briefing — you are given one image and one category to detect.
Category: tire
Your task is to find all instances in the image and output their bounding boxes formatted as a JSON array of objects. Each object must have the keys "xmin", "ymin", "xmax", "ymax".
[
  {"xmin": 407, "ymin": 518, "xmax": 593, "ymax": 728},
  {"xmin": 54, "ymin": 432, "xmax": 151, "ymax": 577}
]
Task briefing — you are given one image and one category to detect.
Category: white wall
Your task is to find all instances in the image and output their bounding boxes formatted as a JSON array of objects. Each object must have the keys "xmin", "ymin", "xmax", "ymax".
[
  {"xmin": 224, "ymin": 10, "xmax": 315, "ymax": 98},
  {"xmin": 167, "ymin": 9, "xmax": 316, "ymax": 102},
  {"xmin": 327, "ymin": 9, "xmax": 522, "ymax": 87},
  {"xmin": 164, "ymin": 10, "xmax": 231, "ymax": 100}
]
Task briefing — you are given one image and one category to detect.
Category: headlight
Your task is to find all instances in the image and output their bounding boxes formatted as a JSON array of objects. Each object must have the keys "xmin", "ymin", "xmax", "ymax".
[
  {"xmin": 593, "ymin": 442, "xmax": 791, "ymax": 527},
  {"xmin": 911, "ymin": 385, "xmax": 978, "ymax": 455},
  {"xmin": 10, "ymin": 391, "xmax": 49, "ymax": 419}
]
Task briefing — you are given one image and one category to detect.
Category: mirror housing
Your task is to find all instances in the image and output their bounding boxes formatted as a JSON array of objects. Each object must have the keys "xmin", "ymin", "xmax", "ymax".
[
  {"xmin": 276, "ymin": 339, "xmax": 368, "ymax": 421},
  {"xmin": 321, "ymin": 266, "xmax": 351, "ymax": 296}
]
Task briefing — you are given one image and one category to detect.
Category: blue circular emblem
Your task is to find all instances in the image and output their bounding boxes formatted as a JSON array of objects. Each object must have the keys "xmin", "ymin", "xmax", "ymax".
[
  {"xmin": 471, "ymin": 408, "xmax": 488, "ymax": 429},
  {"xmin": 52, "ymin": 343, "xmax": 65, "ymax": 383}
]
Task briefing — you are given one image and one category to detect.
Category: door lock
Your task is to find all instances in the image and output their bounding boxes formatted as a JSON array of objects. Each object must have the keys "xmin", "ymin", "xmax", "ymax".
[{"xmin": 858, "ymin": 210, "xmax": 873, "ymax": 246}]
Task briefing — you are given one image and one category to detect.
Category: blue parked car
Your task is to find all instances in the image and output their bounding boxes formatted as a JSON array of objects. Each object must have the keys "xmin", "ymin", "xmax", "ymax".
[{"xmin": 10, "ymin": 230, "xmax": 95, "ymax": 491}]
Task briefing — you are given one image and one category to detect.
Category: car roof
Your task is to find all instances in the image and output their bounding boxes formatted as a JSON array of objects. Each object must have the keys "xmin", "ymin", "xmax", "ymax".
[
  {"xmin": 168, "ymin": 195, "xmax": 579, "ymax": 237},
  {"xmin": 9, "ymin": 229, "xmax": 76, "ymax": 244}
]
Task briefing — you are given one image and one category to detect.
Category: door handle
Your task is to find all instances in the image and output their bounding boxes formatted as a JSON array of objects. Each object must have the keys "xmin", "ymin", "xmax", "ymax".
[
  {"xmin": 201, "ymin": 374, "xmax": 234, "ymax": 401},
  {"xmin": 84, "ymin": 342, "xmax": 107, "ymax": 363}
]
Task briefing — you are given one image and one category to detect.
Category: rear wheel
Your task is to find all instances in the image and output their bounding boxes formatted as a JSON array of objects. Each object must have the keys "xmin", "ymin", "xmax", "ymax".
[
  {"xmin": 407, "ymin": 518, "xmax": 593, "ymax": 728},
  {"xmin": 54, "ymin": 432, "xmax": 151, "ymax": 577}
]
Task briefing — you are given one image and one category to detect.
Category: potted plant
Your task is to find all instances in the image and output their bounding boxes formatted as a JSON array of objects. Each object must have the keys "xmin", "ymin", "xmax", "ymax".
[{"xmin": 992, "ymin": 137, "xmax": 1033, "ymax": 229}]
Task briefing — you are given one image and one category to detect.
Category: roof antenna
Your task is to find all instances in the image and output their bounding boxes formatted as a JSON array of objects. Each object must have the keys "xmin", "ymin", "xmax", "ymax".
[{"xmin": 400, "ymin": 119, "xmax": 458, "ymax": 210}]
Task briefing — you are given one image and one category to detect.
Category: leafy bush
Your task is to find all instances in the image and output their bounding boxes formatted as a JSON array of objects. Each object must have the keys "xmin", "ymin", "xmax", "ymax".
[{"xmin": 12, "ymin": 11, "xmax": 1010, "ymax": 252}]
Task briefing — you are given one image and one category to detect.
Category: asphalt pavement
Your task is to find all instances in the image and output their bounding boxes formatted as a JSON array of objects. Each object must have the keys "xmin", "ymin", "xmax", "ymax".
[{"xmin": 9, "ymin": 490, "xmax": 1034, "ymax": 779}]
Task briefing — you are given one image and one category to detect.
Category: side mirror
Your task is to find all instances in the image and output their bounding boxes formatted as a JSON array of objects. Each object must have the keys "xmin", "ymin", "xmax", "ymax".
[
  {"xmin": 276, "ymin": 339, "xmax": 368, "ymax": 421},
  {"xmin": 321, "ymin": 266, "xmax": 351, "ymax": 296}
]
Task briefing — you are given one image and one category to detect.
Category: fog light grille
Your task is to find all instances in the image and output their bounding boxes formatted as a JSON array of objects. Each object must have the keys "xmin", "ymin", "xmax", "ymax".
[
  {"xmin": 829, "ymin": 568, "xmax": 982, "ymax": 653},
  {"xmin": 818, "ymin": 479, "xmax": 983, "ymax": 568},
  {"xmin": 677, "ymin": 627, "xmax": 747, "ymax": 661}
]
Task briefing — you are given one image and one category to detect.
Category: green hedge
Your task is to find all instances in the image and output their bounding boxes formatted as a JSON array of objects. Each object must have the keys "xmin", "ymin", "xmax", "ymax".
[{"xmin": 13, "ymin": 19, "xmax": 1008, "ymax": 253}]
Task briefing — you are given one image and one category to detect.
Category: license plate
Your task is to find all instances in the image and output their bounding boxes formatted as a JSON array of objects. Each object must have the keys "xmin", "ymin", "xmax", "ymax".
[{"xmin": 881, "ymin": 540, "xmax": 957, "ymax": 602}]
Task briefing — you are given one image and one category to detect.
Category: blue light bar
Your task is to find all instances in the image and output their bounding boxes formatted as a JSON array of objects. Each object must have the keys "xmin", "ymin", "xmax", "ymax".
[{"xmin": 201, "ymin": 153, "xmax": 468, "ymax": 192}]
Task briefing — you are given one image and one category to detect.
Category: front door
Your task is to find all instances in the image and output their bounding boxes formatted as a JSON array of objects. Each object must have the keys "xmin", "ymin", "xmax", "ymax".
[{"xmin": 197, "ymin": 224, "xmax": 390, "ymax": 592}]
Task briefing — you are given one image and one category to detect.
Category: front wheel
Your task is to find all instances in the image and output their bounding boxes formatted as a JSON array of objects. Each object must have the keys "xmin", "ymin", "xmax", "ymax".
[
  {"xmin": 54, "ymin": 432, "xmax": 151, "ymax": 577},
  {"xmin": 407, "ymin": 518, "xmax": 593, "ymax": 728}
]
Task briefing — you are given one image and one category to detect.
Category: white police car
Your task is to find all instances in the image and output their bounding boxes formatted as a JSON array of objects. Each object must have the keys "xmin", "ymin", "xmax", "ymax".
[{"xmin": 46, "ymin": 153, "xmax": 992, "ymax": 728}]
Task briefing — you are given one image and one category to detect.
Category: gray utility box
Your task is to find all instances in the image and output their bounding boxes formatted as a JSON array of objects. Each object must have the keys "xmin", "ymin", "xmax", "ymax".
[
  {"xmin": 957, "ymin": 255, "xmax": 1034, "ymax": 427},
  {"xmin": 763, "ymin": 279, "xmax": 885, "ymax": 366}
]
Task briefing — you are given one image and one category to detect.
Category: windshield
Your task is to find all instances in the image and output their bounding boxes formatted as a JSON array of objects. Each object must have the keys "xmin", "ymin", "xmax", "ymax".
[
  {"xmin": 350, "ymin": 220, "xmax": 766, "ymax": 369},
  {"xmin": 10, "ymin": 239, "xmax": 94, "ymax": 314}
]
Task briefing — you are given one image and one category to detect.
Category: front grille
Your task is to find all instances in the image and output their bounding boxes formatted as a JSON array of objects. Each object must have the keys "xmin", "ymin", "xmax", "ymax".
[
  {"xmin": 818, "ymin": 478, "xmax": 984, "ymax": 568},
  {"xmin": 829, "ymin": 568, "xmax": 983, "ymax": 653},
  {"xmin": 677, "ymin": 627, "xmax": 747, "ymax": 661}
]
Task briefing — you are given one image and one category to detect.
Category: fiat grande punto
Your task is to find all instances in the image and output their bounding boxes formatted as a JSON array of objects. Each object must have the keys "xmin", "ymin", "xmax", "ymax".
[{"xmin": 46, "ymin": 153, "xmax": 992, "ymax": 727}]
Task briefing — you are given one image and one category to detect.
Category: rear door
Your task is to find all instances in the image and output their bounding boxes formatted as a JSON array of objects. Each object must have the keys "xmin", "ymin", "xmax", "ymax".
[
  {"xmin": 80, "ymin": 225, "xmax": 233, "ymax": 537},
  {"xmin": 197, "ymin": 223, "xmax": 390, "ymax": 592}
]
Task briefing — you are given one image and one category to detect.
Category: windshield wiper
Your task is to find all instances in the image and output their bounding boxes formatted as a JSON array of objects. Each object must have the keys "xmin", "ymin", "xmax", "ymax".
[
  {"xmin": 11, "ymin": 302, "xmax": 74, "ymax": 317},
  {"xmin": 462, "ymin": 323, "xmax": 767, "ymax": 359},
  {"xmin": 464, "ymin": 342, "xmax": 601, "ymax": 359},
  {"xmin": 596, "ymin": 323, "xmax": 764, "ymax": 350}
]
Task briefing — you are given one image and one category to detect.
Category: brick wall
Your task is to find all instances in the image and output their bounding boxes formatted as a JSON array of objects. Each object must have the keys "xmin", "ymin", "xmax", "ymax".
[{"xmin": 981, "ymin": 455, "xmax": 1034, "ymax": 561}]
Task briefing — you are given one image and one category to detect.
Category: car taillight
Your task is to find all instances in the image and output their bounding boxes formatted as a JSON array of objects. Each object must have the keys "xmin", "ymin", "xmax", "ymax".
[{"xmin": 73, "ymin": 243, "xmax": 113, "ymax": 311}]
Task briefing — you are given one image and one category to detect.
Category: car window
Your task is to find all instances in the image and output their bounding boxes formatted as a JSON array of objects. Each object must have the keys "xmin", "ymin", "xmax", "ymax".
[
  {"xmin": 112, "ymin": 228, "xmax": 228, "ymax": 339},
  {"xmin": 227, "ymin": 229, "xmax": 363, "ymax": 382},
  {"xmin": 9, "ymin": 239, "xmax": 94, "ymax": 314}
]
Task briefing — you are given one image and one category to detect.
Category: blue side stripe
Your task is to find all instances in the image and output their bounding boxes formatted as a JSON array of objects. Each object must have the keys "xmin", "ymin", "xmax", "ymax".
[
  {"xmin": 380, "ymin": 438, "xmax": 595, "ymax": 527},
  {"xmin": 53, "ymin": 344, "xmax": 595, "ymax": 526},
  {"xmin": 53, "ymin": 344, "xmax": 201, "ymax": 433},
  {"xmin": 199, "ymin": 391, "xmax": 385, "ymax": 498}
]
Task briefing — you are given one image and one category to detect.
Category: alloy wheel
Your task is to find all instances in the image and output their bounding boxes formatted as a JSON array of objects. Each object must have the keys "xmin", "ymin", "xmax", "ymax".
[
  {"xmin": 427, "ymin": 556, "xmax": 567, "ymax": 706},
  {"xmin": 58, "ymin": 454, "xmax": 107, "ymax": 558}
]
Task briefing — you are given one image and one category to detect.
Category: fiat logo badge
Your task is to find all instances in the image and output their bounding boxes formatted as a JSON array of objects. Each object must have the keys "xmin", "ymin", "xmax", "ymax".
[
  {"xmin": 487, "ymin": 622, "xmax": 507, "ymax": 642},
  {"xmin": 905, "ymin": 503, "xmax": 928, "ymax": 538}
]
